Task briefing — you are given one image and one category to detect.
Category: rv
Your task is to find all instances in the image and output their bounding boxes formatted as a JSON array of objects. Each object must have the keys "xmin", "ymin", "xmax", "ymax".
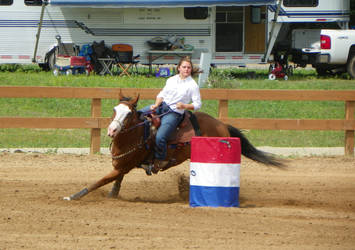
[{"xmin": 0, "ymin": 0, "xmax": 350, "ymax": 71}]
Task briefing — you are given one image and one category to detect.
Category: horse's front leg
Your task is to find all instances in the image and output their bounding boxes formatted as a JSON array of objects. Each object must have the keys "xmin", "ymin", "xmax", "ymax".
[
  {"xmin": 108, "ymin": 174, "xmax": 124, "ymax": 198},
  {"xmin": 64, "ymin": 169, "xmax": 123, "ymax": 200}
]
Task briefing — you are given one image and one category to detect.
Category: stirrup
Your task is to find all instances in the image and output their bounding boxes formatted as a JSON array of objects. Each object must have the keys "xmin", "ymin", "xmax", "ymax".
[
  {"xmin": 152, "ymin": 159, "xmax": 169, "ymax": 174},
  {"xmin": 140, "ymin": 163, "xmax": 153, "ymax": 176}
]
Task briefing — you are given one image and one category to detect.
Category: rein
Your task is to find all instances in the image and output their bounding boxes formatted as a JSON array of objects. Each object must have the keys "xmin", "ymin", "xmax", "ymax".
[
  {"xmin": 110, "ymin": 113, "xmax": 150, "ymax": 160},
  {"xmin": 109, "ymin": 104, "xmax": 172, "ymax": 160},
  {"xmin": 110, "ymin": 137, "xmax": 148, "ymax": 160},
  {"xmin": 118, "ymin": 109, "xmax": 171, "ymax": 133}
]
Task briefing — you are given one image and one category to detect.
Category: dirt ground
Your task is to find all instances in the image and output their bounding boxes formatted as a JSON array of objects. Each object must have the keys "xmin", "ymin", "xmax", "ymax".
[{"xmin": 0, "ymin": 153, "xmax": 354, "ymax": 250}]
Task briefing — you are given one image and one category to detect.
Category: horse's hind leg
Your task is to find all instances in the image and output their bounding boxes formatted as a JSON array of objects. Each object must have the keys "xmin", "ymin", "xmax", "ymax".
[
  {"xmin": 64, "ymin": 169, "xmax": 122, "ymax": 200},
  {"xmin": 108, "ymin": 174, "xmax": 124, "ymax": 198}
]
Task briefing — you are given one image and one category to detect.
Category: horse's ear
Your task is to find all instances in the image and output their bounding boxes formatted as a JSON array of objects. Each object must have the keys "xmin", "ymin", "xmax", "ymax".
[
  {"xmin": 119, "ymin": 89, "xmax": 124, "ymax": 101},
  {"xmin": 131, "ymin": 94, "xmax": 140, "ymax": 107}
]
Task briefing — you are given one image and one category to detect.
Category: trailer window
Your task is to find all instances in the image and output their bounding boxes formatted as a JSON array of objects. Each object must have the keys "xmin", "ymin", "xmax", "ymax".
[
  {"xmin": 25, "ymin": 0, "xmax": 43, "ymax": 6},
  {"xmin": 283, "ymin": 0, "xmax": 318, "ymax": 7},
  {"xmin": 184, "ymin": 7, "xmax": 208, "ymax": 20},
  {"xmin": 0, "ymin": 0, "xmax": 13, "ymax": 5}
]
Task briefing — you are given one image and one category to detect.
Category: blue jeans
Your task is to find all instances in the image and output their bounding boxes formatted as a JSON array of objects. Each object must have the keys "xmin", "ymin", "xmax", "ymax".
[{"xmin": 139, "ymin": 102, "xmax": 183, "ymax": 160}]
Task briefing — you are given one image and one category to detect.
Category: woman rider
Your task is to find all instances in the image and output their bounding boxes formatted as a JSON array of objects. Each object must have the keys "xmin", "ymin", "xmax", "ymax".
[{"xmin": 140, "ymin": 57, "xmax": 202, "ymax": 173}]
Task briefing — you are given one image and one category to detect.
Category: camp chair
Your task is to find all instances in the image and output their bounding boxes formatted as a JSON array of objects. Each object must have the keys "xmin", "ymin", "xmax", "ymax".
[{"xmin": 112, "ymin": 44, "xmax": 140, "ymax": 76}]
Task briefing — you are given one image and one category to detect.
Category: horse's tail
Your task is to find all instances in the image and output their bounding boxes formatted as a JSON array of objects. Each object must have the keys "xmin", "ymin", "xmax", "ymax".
[{"xmin": 227, "ymin": 125, "xmax": 286, "ymax": 167}]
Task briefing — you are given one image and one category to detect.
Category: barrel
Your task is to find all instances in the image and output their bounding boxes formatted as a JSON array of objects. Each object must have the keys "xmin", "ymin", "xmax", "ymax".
[{"xmin": 190, "ymin": 137, "xmax": 241, "ymax": 207}]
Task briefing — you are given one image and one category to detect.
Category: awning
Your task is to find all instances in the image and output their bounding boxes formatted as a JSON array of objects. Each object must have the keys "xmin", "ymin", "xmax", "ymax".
[{"xmin": 49, "ymin": 0, "xmax": 276, "ymax": 8}]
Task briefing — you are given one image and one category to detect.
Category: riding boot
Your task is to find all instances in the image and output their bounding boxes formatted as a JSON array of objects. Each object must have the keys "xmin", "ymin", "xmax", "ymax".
[{"xmin": 152, "ymin": 159, "xmax": 169, "ymax": 174}]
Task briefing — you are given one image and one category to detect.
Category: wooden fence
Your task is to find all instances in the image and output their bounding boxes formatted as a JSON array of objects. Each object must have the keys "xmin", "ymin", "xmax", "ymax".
[{"xmin": 1, "ymin": 86, "xmax": 354, "ymax": 156}]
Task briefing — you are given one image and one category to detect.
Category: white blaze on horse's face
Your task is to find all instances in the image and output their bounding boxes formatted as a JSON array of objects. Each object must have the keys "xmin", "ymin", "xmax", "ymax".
[{"xmin": 107, "ymin": 104, "xmax": 131, "ymax": 137}]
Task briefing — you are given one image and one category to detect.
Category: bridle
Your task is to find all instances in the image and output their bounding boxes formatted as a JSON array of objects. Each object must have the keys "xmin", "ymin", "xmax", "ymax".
[{"xmin": 110, "ymin": 102, "xmax": 151, "ymax": 160}]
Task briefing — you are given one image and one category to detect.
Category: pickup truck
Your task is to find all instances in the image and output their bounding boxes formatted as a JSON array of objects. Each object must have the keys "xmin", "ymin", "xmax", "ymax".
[{"xmin": 292, "ymin": 29, "xmax": 355, "ymax": 78}]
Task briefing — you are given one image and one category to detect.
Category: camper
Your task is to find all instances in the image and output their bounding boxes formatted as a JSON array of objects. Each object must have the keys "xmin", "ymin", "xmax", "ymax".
[{"xmin": 0, "ymin": 0, "xmax": 350, "ymax": 71}]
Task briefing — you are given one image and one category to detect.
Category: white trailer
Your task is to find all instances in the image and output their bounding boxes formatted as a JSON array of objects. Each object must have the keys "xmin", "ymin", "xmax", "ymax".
[{"xmin": 0, "ymin": 0, "xmax": 350, "ymax": 71}]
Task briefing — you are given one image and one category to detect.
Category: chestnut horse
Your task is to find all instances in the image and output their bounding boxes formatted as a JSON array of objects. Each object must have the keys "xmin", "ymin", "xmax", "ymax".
[{"xmin": 64, "ymin": 93, "xmax": 285, "ymax": 200}]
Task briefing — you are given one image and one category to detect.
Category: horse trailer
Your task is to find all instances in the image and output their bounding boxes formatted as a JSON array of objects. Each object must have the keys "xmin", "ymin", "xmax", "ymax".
[{"xmin": 0, "ymin": 0, "xmax": 350, "ymax": 70}]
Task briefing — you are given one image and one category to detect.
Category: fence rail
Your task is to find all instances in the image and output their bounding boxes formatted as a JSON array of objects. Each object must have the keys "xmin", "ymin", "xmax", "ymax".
[{"xmin": 1, "ymin": 86, "xmax": 354, "ymax": 156}]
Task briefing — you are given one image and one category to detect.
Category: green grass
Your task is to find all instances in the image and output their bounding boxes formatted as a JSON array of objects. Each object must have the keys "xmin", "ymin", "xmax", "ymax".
[{"xmin": 1, "ymin": 66, "xmax": 355, "ymax": 148}]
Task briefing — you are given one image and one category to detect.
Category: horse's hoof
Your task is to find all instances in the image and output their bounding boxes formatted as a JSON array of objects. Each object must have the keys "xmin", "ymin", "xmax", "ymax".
[
  {"xmin": 63, "ymin": 196, "xmax": 71, "ymax": 201},
  {"xmin": 108, "ymin": 191, "xmax": 118, "ymax": 198}
]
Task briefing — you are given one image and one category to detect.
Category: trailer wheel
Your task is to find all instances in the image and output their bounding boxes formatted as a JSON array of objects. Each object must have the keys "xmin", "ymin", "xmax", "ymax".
[
  {"xmin": 66, "ymin": 69, "xmax": 72, "ymax": 76},
  {"xmin": 347, "ymin": 54, "xmax": 355, "ymax": 79},
  {"xmin": 53, "ymin": 68, "xmax": 59, "ymax": 76},
  {"xmin": 283, "ymin": 75, "xmax": 288, "ymax": 80},
  {"xmin": 47, "ymin": 50, "xmax": 56, "ymax": 71},
  {"xmin": 268, "ymin": 73, "xmax": 276, "ymax": 80}
]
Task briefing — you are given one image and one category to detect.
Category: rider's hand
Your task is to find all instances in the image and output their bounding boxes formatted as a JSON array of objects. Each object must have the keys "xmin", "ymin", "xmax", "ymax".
[
  {"xmin": 150, "ymin": 104, "xmax": 158, "ymax": 110},
  {"xmin": 176, "ymin": 102, "xmax": 185, "ymax": 110}
]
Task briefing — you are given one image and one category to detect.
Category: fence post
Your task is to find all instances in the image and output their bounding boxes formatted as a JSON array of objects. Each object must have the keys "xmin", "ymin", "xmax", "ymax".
[
  {"xmin": 218, "ymin": 100, "xmax": 228, "ymax": 119},
  {"xmin": 90, "ymin": 98, "xmax": 102, "ymax": 154},
  {"xmin": 345, "ymin": 101, "xmax": 355, "ymax": 157}
]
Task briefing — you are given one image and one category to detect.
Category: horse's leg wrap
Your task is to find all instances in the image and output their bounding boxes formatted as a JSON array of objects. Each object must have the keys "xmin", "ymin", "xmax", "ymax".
[
  {"xmin": 108, "ymin": 174, "xmax": 124, "ymax": 198},
  {"xmin": 108, "ymin": 180, "xmax": 121, "ymax": 198},
  {"xmin": 63, "ymin": 188, "xmax": 89, "ymax": 200}
]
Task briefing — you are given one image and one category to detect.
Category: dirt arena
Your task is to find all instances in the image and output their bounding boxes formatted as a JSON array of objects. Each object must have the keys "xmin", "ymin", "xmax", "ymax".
[{"xmin": 0, "ymin": 153, "xmax": 354, "ymax": 250}]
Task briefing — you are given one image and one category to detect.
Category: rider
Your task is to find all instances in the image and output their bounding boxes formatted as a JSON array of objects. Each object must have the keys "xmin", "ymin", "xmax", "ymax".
[{"xmin": 140, "ymin": 56, "xmax": 202, "ymax": 173}]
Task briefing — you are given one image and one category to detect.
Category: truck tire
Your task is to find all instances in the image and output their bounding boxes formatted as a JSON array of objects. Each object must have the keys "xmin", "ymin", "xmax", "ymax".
[
  {"xmin": 47, "ymin": 51, "xmax": 56, "ymax": 71},
  {"xmin": 315, "ymin": 66, "xmax": 333, "ymax": 77},
  {"xmin": 315, "ymin": 66, "xmax": 327, "ymax": 76},
  {"xmin": 347, "ymin": 54, "xmax": 355, "ymax": 79}
]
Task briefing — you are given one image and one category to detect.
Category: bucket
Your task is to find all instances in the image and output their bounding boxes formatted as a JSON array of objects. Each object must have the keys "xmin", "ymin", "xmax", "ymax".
[{"xmin": 189, "ymin": 137, "xmax": 241, "ymax": 207}]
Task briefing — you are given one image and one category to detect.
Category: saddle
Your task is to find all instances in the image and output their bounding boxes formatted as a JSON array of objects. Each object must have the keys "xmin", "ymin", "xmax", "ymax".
[
  {"xmin": 146, "ymin": 110, "xmax": 201, "ymax": 146},
  {"xmin": 168, "ymin": 111, "xmax": 201, "ymax": 145},
  {"xmin": 140, "ymin": 111, "xmax": 201, "ymax": 175}
]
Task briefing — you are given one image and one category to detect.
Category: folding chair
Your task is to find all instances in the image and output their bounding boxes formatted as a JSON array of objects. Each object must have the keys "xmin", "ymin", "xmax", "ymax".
[{"xmin": 112, "ymin": 44, "xmax": 140, "ymax": 77}]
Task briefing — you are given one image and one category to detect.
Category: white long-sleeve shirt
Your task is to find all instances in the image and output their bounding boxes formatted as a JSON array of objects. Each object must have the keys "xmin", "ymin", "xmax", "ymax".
[{"xmin": 157, "ymin": 74, "xmax": 202, "ymax": 114}]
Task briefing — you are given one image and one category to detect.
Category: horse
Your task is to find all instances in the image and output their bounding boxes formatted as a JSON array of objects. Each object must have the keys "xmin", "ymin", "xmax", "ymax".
[{"xmin": 63, "ymin": 92, "xmax": 285, "ymax": 201}]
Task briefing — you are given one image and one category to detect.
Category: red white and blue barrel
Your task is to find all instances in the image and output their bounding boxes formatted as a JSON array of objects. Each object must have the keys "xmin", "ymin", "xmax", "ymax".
[{"xmin": 190, "ymin": 137, "xmax": 241, "ymax": 207}]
